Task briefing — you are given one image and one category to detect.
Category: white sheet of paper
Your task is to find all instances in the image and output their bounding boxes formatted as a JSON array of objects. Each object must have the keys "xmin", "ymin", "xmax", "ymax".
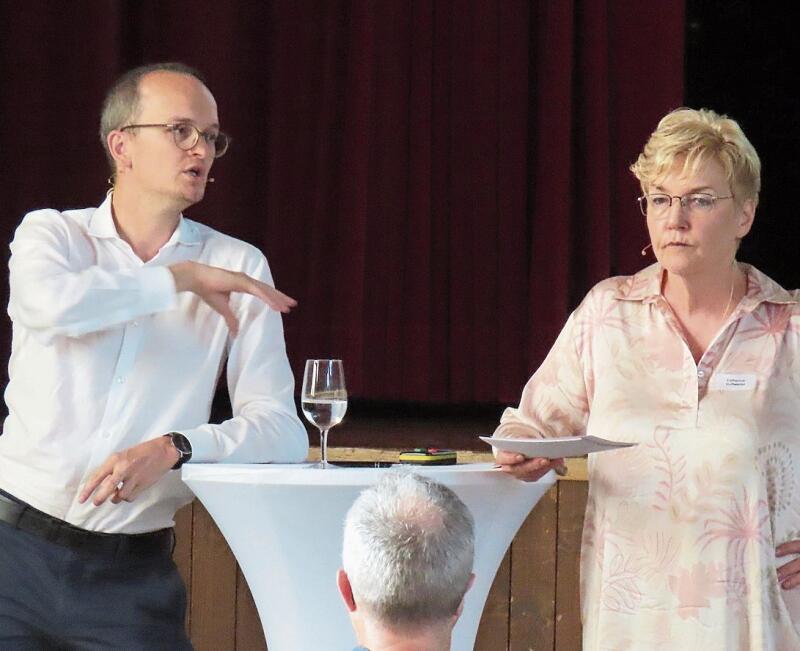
[{"xmin": 479, "ymin": 435, "xmax": 635, "ymax": 459}]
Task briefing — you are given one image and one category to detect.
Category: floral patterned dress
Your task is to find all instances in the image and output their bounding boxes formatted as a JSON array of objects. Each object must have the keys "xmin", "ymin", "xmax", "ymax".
[{"xmin": 495, "ymin": 263, "xmax": 800, "ymax": 650}]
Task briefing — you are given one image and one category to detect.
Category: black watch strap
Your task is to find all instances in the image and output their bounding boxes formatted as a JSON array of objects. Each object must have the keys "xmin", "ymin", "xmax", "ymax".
[{"xmin": 167, "ymin": 432, "xmax": 193, "ymax": 470}]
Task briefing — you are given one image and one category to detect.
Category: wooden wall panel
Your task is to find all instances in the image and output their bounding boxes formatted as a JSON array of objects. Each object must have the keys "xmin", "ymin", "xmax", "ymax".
[
  {"xmin": 190, "ymin": 503, "xmax": 238, "ymax": 651},
  {"xmin": 475, "ymin": 551, "xmax": 511, "ymax": 650},
  {"xmin": 235, "ymin": 568, "xmax": 268, "ymax": 651},
  {"xmin": 510, "ymin": 484, "xmax": 558, "ymax": 651},
  {"xmin": 554, "ymin": 481, "xmax": 588, "ymax": 651}
]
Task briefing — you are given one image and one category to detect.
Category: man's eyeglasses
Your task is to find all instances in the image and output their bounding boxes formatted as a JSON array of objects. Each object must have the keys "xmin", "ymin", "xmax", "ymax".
[
  {"xmin": 120, "ymin": 123, "xmax": 230, "ymax": 158},
  {"xmin": 637, "ymin": 192, "xmax": 733, "ymax": 217}
]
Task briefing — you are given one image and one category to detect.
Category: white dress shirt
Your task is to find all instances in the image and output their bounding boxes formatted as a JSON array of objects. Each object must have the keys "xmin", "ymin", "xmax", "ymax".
[{"xmin": 0, "ymin": 195, "xmax": 308, "ymax": 533}]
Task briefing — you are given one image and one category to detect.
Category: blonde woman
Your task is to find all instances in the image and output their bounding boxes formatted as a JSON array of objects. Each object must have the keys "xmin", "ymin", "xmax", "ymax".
[{"xmin": 495, "ymin": 108, "xmax": 800, "ymax": 650}]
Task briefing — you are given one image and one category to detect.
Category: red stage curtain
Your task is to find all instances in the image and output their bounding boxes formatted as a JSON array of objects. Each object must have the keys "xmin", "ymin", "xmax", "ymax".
[{"xmin": 0, "ymin": 1, "xmax": 684, "ymax": 405}]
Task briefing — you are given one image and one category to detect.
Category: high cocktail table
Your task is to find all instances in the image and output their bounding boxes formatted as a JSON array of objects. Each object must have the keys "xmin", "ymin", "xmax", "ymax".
[{"xmin": 182, "ymin": 463, "xmax": 554, "ymax": 650}]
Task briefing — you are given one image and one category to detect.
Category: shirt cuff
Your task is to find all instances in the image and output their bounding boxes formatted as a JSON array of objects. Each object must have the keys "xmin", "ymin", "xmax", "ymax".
[
  {"xmin": 178, "ymin": 428, "xmax": 214, "ymax": 463},
  {"xmin": 140, "ymin": 266, "xmax": 178, "ymax": 314}
]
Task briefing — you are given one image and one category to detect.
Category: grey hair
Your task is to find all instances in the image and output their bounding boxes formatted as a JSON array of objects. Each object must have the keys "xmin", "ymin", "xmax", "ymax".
[
  {"xmin": 98, "ymin": 62, "xmax": 207, "ymax": 173},
  {"xmin": 342, "ymin": 471, "xmax": 475, "ymax": 629}
]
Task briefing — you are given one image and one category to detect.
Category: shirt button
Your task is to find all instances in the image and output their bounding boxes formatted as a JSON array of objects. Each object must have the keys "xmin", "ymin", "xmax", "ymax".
[
  {"xmin": 102, "ymin": 430, "xmax": 111, "ymax": 439},
  {"xmin": 132, "ymin": 321, "xmax": 139, "ymax": 327},
  {"xmin": 115, "ymin": 376, "xmax": 125, "ymax": 384},
  {"xmin": 697, "ymin": 369, "xmax": 705, "ymax": 378}
]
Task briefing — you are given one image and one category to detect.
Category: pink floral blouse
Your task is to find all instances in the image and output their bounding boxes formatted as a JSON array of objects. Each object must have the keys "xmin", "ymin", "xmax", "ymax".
[{"xmin": 495, "ymin": 263, "xmax": 800, "ymax": 650}]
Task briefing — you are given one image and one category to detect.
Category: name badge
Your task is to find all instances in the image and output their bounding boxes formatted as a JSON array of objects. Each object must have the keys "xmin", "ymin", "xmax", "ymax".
[{"xmin": 709, "ymin": 373, "xmax": 756, "ymax": 391}]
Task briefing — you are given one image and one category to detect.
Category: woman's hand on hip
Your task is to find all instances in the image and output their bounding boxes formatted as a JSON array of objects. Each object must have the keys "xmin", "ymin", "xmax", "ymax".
[{"xmin": 776, "ymin": 540, "xmax": 800, "ymax": 589}]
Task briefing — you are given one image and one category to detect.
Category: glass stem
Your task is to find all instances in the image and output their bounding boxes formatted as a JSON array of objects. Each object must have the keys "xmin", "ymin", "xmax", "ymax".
[{"xmin": 320, "ymin": 428, "xmax": 330, "ymax": 469}]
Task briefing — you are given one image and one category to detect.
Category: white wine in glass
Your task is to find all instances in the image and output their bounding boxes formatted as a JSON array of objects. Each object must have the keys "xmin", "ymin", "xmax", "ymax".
[{"xmin": 301, "ymin": 359, "xmax": 347, "ymax": 468}]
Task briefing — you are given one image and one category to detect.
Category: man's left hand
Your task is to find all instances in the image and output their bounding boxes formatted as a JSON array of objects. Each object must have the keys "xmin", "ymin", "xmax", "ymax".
[
  {"xmin": 78, "ymin": 437, "xmax": 179, "ymax": 506},
  {"xmin": 776, "ymin": 540, "xmax": 800, "ymax": 589}
]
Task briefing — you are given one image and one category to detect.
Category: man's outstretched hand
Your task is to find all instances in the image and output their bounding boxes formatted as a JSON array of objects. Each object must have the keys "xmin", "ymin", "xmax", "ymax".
[{"xmin": 169, "ymin": 261, "xmax": 297, "ymax": 336}]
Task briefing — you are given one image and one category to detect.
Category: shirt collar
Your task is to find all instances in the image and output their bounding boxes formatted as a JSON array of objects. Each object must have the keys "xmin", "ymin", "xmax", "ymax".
[
  {"xmin": 87, "ymin": 193, "xmax": 202, "ymax": 246},
  {"xmin": 738, "ymin": 264, "xmax": 797, "ymax": 310},
  {"xmin": 613, "ymin": 262, "xmax": 797, "ymax": 310},
  {"xmin": 612, "ymin": 263, "xmax": 663, "ymax": 304}
]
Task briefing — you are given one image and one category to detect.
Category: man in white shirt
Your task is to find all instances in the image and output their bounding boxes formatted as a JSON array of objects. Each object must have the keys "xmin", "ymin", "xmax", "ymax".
[
  {"xmin": 338, "ymin": 472, "xmax": 475, "ymax": 651},
  {"xmin": 0, "ymin": 62, "xmax": 308, "ymax": 648}
]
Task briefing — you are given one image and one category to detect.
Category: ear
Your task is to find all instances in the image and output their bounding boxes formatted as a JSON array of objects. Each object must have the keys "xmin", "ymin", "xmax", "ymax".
[
  {"xmin": 454, "ymin": 573, "xmax": 476, "ymax": 620},
  {"xmin": 106, "ymin": 130, "xmax": 132, "ymax": 175},
  {"xmin": 337, "ymin": 569, "xmax": 357, "ymax": 613},
  {"xmin": 736, "ymin": 197, "xmax": 756, "ymax": 239}
]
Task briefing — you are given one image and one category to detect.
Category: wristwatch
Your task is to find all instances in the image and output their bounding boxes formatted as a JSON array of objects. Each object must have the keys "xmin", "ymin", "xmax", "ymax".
[{"xmin": 166, "ymin": 432, "xmax": 193, "ymax": 469}]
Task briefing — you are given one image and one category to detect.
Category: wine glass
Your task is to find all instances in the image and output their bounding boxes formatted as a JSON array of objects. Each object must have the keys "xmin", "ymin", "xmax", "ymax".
[{"xmin": 301, "ymin": 359, "xmax": 348, "ymax": 469}]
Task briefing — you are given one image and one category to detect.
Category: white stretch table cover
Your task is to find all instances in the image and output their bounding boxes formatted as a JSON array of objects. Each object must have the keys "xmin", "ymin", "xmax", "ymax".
[{"xmin": 182, "ymin": 463, "xmax": 555, "ymax": 651}]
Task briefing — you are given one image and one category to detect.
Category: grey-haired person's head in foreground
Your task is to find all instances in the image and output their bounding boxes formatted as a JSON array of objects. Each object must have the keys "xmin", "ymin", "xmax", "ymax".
[{"xmin": 338, "ymin": 471, "xmax": 475, "ymax": 650}]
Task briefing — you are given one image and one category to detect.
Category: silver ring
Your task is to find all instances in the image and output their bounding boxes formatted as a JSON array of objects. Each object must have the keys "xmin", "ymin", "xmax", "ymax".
[{"xmin": 116, "ymin": 480, "xmax": 125, "ymax": 491}]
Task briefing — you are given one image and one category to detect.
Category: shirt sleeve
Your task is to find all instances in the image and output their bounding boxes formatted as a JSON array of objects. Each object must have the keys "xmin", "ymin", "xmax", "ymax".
[
  {"xmin": 493, "ymin": 309, "xmax": 590, "ymax": 441},
  {"xmin": 8, "ymin": 209, "xmax": 177, "ymax": 341},
  {"xmin": 179, "ymin": 255, "xmax": 309, "ymax": 463}
]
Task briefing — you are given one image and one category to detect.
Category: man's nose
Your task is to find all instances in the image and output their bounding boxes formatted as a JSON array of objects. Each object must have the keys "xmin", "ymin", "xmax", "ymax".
[{"xmin": 189, "ymin": 136, "xmax": 212, "ymax": 159}]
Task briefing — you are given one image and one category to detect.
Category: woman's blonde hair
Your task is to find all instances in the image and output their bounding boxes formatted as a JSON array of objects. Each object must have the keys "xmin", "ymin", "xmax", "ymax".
[{"xmin": 630, "ymin": 108, "xmax": 760, "ymax": 204}]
